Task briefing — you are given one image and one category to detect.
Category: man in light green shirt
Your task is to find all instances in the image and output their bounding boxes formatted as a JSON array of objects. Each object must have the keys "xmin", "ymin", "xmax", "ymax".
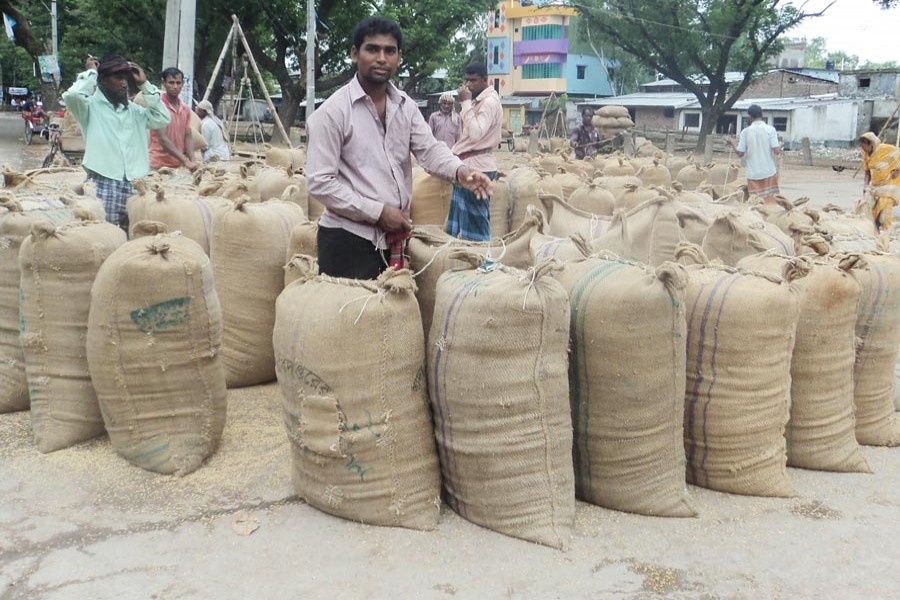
[{"xmin": 62, "ymin": 55, "xmax": 170, "ymax": 231}]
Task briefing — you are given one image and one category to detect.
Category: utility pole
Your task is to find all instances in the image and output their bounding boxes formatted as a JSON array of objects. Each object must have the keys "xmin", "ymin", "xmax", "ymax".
[
  {"xmin": 163, "ymin": 0, "xmax": 196, "ymax": 105},
  {"xmin": 50, "ymin": 0, "xmax": 58, "ymax": 80},
  {"xmin": 305, "ymin": 0, "xmax": 316, "ymax": 124}
]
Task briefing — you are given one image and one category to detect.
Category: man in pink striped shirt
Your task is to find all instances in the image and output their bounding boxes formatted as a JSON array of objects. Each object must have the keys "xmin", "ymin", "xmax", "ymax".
[{"xmin": 307, "ymin": 17, "xmax": 493, "ymax": 279}]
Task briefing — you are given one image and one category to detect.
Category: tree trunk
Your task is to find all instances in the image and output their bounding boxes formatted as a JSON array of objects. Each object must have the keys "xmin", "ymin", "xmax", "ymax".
[
  {"xmin": 696, "ymin": 104, "xmax": 722, "ymax": 151},
  {"xmin": 271, "ymin": 83, "xmax": 303, "ymax": 147}
]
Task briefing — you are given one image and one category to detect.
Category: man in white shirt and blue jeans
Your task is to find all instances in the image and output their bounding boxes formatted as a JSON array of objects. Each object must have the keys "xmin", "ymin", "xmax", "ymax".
[{"xmin": 728, "ymin": 104, "xmax": 781, "ymax": 204}]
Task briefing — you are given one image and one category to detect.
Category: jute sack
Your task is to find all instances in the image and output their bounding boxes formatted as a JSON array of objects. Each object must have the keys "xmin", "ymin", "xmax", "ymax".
[
  {"xmin": 286, "ymin": 218, "xmax": 319, "ymax": 262},
  {"xmin": 255, "ymin": 166, "xmax": 303, "ymax": 203},
  {"xmin": 19, "ymin": 219, "xmax": 126, "ymax": 452},
  {"xmin": 616, "ymin": 183, "xmax": 660, "ymax": 211},
  {"xmin": 602, "ymin": 157, "xmax": 636, "ymax": 177},
  {"xmin": 673, "ymin": 201, "xmax": 713, "ymax": 245},
  {"xmin": 274, "ymin": 267, "xmax": 440, "ymax": 530},
  {"xmin": 592, "ymin": 197, "xmax": 683, "ymax": 266},
  {"xmin": 596, "ymin": 105, "xmax": 630, "ymax": 119},
  {"xmin": 506, "ymin": 166, "xmax": 543, "ymax": 230},
  {"xmin": 847, "ymin": 252, "xmax": 900, "ymax": 445},
  {"xmin": 3, "ymin": 166, "xmax": 87, "ymax": 195},
  {"xmin": 547, "ymin": 168, "xmax": 584, "ymax": 201},
  {"xmin": 637, "ymin": 159, "xmax": 672, "ymax": 188},
  {"xmin": 702, "ymin": 211, "xmax": 794, "ymax": 266},
  {"xmin": 211, "ymin": 198, "xmax": 304, "ymax": 387},
  {"xmin": 540, "ymin": 193, "xmax": 612, "ymax": 239},
  {"xmin": 666, "ymin": 154, "xmax": 694, "ymax": 179},
  {"xmin": 676, "ymin": 163, "xmax": 708, "ymax": 191},
  {"xmin": 556, "ymin": 253, "xmax": 695, "ymax": 517},
  {"xmin": 1, "ymin": 198, "xmax": 77, "ymax": 413},
  {"xmin": 283, "ymin": 254, "xmax": 317, "ymax": 287},
  {"xmin": 490, "ymin": 174, "xmax": 511, "ymax": 238},
  {"xmin": 537, "ymin": 152, "xmax": 566, "ymax": 175},
  {"xmin": 265, "ymin": 146, "xmax": 306, "ymax": 171},
  {"xmin": 738, "ymin": 253, "xmax": 871, "ymax": 472},
  {"xmin": 529, "ymin": 232, "xmax": 582, "ymax": 264},
  {"xmin": 410, "ymin": 168, "xmax": 452, "ymax": 226},
  {"xmin": 127, "ymin": 182, "xmax": 230, "ymax": 254},
  {"xmin": 567, "ymin": 183, "xmax": 616, "ymax": 216},
  {"xmin": 428, "ymin": 256, "xmax": 574, "ymax": 548},
  {"xmin": 816, "ymin": 213, "xmax": 877, "ymax": 238},
  {"xmin": 592, "ymin": 175, "xmax": 643, "ymax": 200},
  {"xmin": 682, "ymin": 261, "xmax": 799, "ymax": 496},
  {"xmin": 87, "ymin": 231, "xmax": 227, "ymax": 475},
  {"xmin": 408, "ymin": 213, "xmax": 542, "ymax": 336}
]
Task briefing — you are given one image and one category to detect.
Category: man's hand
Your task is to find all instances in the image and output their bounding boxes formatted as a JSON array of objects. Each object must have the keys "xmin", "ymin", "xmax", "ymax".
[
  {"xmin": 184, "ymin": 159, "xmax": 199, "ymax": 173},
  {"xmin": 456, "ymin": 167, "xmax": 493, "ymax": 200},
  {"xmin": 129, "ymin": 62, "xmax": 148, "ymax": 86},
  {"xmin": 85, "ymin": 55, "xmax": 99, "ymax": 71},
  {"xmin": 456, "ymin": 84, "xmax": 471, "ymax": 102},
  {"xmin": 377, "ymin": 205, "xmax": 413, "ymax": 233}
]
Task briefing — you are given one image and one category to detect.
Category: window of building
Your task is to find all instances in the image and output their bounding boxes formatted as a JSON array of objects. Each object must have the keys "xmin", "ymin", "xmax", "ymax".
[
  {"xmin": 493, "ymin": 46, "xmax": 500, "ymax": 65},
  {"xmin": 494, "ymin": 79, "xmax": 500, "ymax": 93},
  {"xmin": 772, "ymin": 116, "xmax": 788, "ymax": 132},
  {"xmin": 522, "ymin": 63, "xmax": 562, "ymax": 80},
  {"xmin": 521, "ymin": 24, "xmax": 564, "ymax": 41},
  {"xmin": 683, "ymin": 113, "xmax": 700, "ymax": 128},
  {"xmin": 576, "ymin": 65, "xmax": 586, "ymax": 80},
  {"xmin": 859, "ymin": 78, "xmax": 871, "ymax": 88},
  {"xmin": 493, "ymin": 11, "xmax": 500, "ymax": 28},
  {"xmin": 664, "ymin": 107, "xmax": 675, "ymax": 118}
]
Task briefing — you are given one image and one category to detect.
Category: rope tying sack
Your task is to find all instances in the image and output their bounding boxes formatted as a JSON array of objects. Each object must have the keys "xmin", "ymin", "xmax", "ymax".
[{"xmin": 130, "ymin": 220, "xmax": 170, "ymax": 239}]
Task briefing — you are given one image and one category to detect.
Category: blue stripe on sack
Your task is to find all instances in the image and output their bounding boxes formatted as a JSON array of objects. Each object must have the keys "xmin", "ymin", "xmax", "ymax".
[
  {"xmin": 759, "ymin": 229, "xmax": 791, "ymax": 254},
  {"xmin": 431, "ymin": 277, "xmax": 481, "ymax": 516},
  {"xmin": 698, "ymin": 274, "xmax": 743, "ymax": 486},
  {"xmin": 685, "ymin": 274, "xmax": 730, "ymax": 483},
  {"xmin": 568, "ymin": 261, "xmax": 626, "ymax": 499}
]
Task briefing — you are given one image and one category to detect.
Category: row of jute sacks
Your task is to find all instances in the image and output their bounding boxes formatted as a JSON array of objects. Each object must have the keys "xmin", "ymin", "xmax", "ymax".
[
  {"xmin": 2, "ymin": 185, "xmax": 899, "ymax": 549},
  {"xmin": 270, "ymin": 231, "xmax": 900, "ymax": 550},
  {"xmin": 409, "ymin": 153, "xmax": 747, "ymax": 235}
]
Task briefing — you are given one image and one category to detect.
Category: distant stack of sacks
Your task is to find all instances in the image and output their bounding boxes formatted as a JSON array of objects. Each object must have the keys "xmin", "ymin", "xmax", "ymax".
[{"xmin": 592, "ymin": 105, "xmax": 634, "ymax": 140}]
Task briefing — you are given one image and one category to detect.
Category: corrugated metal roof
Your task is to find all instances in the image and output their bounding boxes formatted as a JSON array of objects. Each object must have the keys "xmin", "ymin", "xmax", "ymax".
[
  {"xmin": 576, "ymin": 93, "xmax": 697, "ymax": 109},
  {"xmin": 641, "ymin": 72, "xmax": 745, "ymax": 88},
  {"xmin": 577, "ymin": 92, "xmax": 857, "ymax": 113}
]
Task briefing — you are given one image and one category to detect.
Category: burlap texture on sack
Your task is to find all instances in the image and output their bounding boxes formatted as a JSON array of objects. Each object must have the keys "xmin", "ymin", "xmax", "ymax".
[
  {"xmin": 490, "ymin": 174, "xmax": 511, "ymax": 238},
  {"xmin": 739, "ymin": 253, "xmax": 871, "ymax": 472},
  {"xmin": 592, "ymin": 197, "xmax": 683, "ymax": 266},
  {"xmin": 540, "ymin": 193, "xmax": 613, "ymax": 240},
  {"xmin": 19, "ymin": 220, "xmax": 126, "ymax": 452},
  {"xmin": 127, "ymin": 182, "xmax": 230, "ymax": 254},
  {"xmin": 556, "ymin": 254, "xmax": 696, "ymax": 517},
  {"xmin": 427, "ymin": 256, "xmax": 574, "ymax": 548},
  {"xmin": 1, "ymin": 198, "xmax": 76, "ymax": 413},
  {"xmin": 411, "ymin": 168, "xmax": 453, "ymax": 226},
  {"xmin": 702, "ymin": 211, "xmax": 794, "ymax": 266},
  {"xmin": 529, "ymin": 232, "xmax": 582, "ymax": 264},
  {"xmin": 274, "ymin": 267, "xmax": 441, "ymax": 530},
  {"xmin": 682, "ymin": 262, "xmax": 799, "ymax": 497},
  {"xmin": 567, "ymin": 183, "xmax": 616, "ymax": 216},
  {"xmin": 848, "ymin": 252, "xmax": 900, "ymax": 446},
  {"xmin": 87, "ymin": 233, "xmax": 227, "ymax": 475},
  {"xmin": 676, "ymin": 163, "xmax": 708, "ymax": 191},
  {"xmin": 506, "ymin": 167, "xmax": 543, "ymax": 231},
  {"xmin": 408, "ymin": 213, "xmax": 542, "ymax": 336},
  {"xmin": 211, "ymin": 198, "xmax": 304, "ymax": 387}
]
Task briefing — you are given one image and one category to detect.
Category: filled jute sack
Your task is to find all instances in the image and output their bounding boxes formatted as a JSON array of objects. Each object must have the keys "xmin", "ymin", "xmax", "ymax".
[
  {"xmin": 529, "ymin": 232, "xmax": 582, "ymax": 264},
  {"xmin": 567, "ymin": 183, "xmax": 616, "ymax": 216},
  {"xmin": 490, "ymin": 174, "xmax": 511, "ymax": 238},
  {"xmin": 408, "ymin": 213, "xmax": 542, "ymax": 336},
  {"xmin": 127, "ymin": 182, "xmax": 230, "ymax": 254},
  {"xmin": 636, "ymin": 159, "xmax": 672, "ymax": 188},
  {"xmin": 540, "ymin": 193, "xmax": 612, "ymax": 239},
  {"xmin": 1, "ymin": 198, "xmax": 79, "ymax": 413},
  {"xmin": 739, "ymin": 253, "xmax": 871, "ymax": 472},
  {"xmin": 283, "ymin": 254, "xmax": 317, "ymax": 287},
  {"xmin": 265, "ymin": 146, "xmax": 306, "ymax": 171},
  {"xmin": 274, "ymin": 267, "xmax": 441, "ymax": 530},
  {"xmin": 556, "ymin": 252, "xmax": 695, "ymax": 517},
  {"xmin": 286, "ymin": 217, "xmax": 319, "ymax": 263},
  {"xmin": 673, "ymin": 201, "xmax": 713, "ymax": 245},
  {"xmin": 848, "ymin": 252, "xmax": 900, "ymax": 445},
  {"xmin": 676, "ymin": 163, "xmax": 708, "ymax": 191},
  {"xmin": 592, "ymin": 196, "xmax": 683, "ymax": 267},
  {"xmin": 682, "ymin": 258, "xmax": 800, "ymax": 497},
  {"xmin": 410, "ymin": 168, "xmax": 452, "ymax": 226},
  {"xmin": 506, "ymin": 167, "xmax": 542, "ymax": 230},
  {"xmin": 87, "ymin": 231, "xmax": 227, "ymax": 475},
  {"xmin": 428, "ymin": 255, "xmax": 574, "ymax": 548},
  {"xmin": 702, "ymin": 211, "xmax": 794, "ymax": 266},
  {"xmin": 19, "ymin": 219, "xmax": 126, "ymax": 452},
  {"xmin": 211, "ymin": 198, "xmax": 304, "ymax": 387}
]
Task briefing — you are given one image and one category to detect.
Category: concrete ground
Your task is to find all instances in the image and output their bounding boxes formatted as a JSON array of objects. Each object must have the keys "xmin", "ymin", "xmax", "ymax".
[{"xmin": 1, "ymin": 113, "xmax": 898, "ymax": 599}]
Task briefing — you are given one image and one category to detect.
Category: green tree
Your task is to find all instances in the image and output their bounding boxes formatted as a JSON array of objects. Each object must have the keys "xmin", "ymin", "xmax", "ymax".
[
  {"xmin": 571, "ymin": 0, "xmax": 834, "ymax": 148},
  {"xmin": 0, "ymin": 0, "xmax": 64, "ymax": 107}
]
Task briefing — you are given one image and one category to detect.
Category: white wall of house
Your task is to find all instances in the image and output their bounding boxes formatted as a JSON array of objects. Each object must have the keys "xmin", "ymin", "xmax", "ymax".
[{"xmin": 787, "ymin": 103, "xmax": 859, "ymax": 148}]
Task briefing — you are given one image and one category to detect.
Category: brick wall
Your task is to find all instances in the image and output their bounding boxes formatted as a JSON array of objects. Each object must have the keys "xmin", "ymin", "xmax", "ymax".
[
  {"xmin": 744, "ymin": 72, "xmax": 837, "ymax": 98},
  {"xmin": 634, "ymin": 107, "xmax": 677, "ymax": 130}
]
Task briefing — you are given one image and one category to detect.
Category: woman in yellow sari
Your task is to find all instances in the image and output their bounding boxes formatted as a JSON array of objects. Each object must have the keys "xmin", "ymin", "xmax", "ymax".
[{"xmin": 860, "ymin": 132, "xmax": 900, "ymax": 231}]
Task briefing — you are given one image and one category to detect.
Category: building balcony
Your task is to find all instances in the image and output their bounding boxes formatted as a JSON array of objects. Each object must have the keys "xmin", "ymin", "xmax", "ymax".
[{"xmin": 514, "ymin": 38, "xmax": 568, "ymax": 60}]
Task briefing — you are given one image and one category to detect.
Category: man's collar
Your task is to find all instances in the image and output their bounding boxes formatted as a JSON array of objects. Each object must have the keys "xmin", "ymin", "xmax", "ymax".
[
  {"xmin": 349, "ymin": 73, "xmax": 402, "ymax": 104},
  {"xmin": 95, "ymin": 88, "xmax": 128, "ymax": 111}
]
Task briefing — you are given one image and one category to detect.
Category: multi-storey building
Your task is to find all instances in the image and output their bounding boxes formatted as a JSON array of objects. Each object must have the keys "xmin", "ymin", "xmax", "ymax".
[{"xmin": 486, "ymin": 1, "xmax": 612, "ymax": 101}]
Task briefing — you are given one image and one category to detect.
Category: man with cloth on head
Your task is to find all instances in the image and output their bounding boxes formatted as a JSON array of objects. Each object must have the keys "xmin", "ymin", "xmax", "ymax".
[
  {"xmin": 428, "ymin": 92, "xmax": 460, "ymax": 149},
  {"xmin": 196, "ymin": 100, "xmax": 231, "ymax": 163},
  {"xmin": 446, "ymin": 63, "xmax": 503, "ymax": 241},
  {"xmin": 727, "ymin": 104, "xmax": 781, "ymax": 205},
  {"xmin": 62, "ymin": 55, "xmax": 171, "ymax": 232},
  {"xmin": 148, "ymin": 67, "xmax": 197, "ymax": 172},
  {"xmin": 306, "ymin": 16, "xmax": 493, "ymax": 280}
]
